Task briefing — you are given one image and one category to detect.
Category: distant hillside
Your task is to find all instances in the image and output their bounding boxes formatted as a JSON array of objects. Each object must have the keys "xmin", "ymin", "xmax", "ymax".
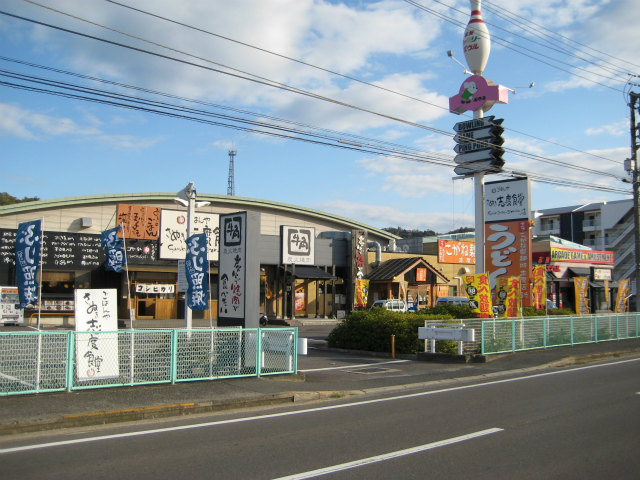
[{"xmin": 383, "ymin": 226, "xmax": 474, "ymax": 239}]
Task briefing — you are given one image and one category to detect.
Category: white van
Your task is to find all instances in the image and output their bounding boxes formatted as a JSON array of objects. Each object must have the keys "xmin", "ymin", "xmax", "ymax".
[
  {"xmin": 370, "ymin": 299, "xmax": 408, "ymax": 313},
  {"xmin": 435, "ymin": 296, "xmax": 470, "ymax": 306}
]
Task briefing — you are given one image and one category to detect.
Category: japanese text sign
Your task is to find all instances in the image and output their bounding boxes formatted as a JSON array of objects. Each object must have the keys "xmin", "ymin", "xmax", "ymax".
[
  {"xmin": 281, "ymin": 226, "xmax": 315, "ymax": 265},
  {"xmin": 185, "ymin": 233, "xmax": 209, "ymax": 310},
  {"xmin": 15, "ymin": 220, "xmax": 42, "ymax": 308},
  {"xmin": 463, "ymin": 273, "xmax": 492, "ymax": 318},
  {"xmin": 574, "ymin": 277, "xmax": 589, "ymax": 315},
  {"xmin": 218, "ymin": 213, "xmax": 246, "ymax": 319},
  {"xmin": 485, "ymin": 178, "xmax": 530, "ymax": 222},
  {"xmin": 101, "ymin": 226, "xmax": 126, "ymax": 273},
  {"xmin": 438, "ymin": 239, "xmax": 475, "ymax": 264},
  {"xmin": 160, "ymin": 209, "xmax": 220, "ymax": 261},
  {"xmin": 485, "ymin": 220, "xmax": 532, "ymax": 306},
  {"xmin": 74, "ymin": 289, "xmax": 119, "ymax": 381}
]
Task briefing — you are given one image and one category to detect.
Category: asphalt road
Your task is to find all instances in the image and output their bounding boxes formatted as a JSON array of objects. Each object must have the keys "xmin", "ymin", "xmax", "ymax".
[{"xmin": 1, "ymin": 356, "xmax": 638, "ymax": 479}]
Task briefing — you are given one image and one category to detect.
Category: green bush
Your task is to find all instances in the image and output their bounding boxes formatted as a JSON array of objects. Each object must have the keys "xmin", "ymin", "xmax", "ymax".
[
  {"xmin": 327, "ymin": 309, "xmax": 464, "ymax": 354},
  {"xmin": 522, "ymin": 307, "xmax": 574, "ymax": 317}
]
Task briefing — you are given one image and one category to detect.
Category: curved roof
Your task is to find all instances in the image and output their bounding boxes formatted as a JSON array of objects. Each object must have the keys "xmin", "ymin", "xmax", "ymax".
[{"xmin": 0, "ymin": 192, "xmax": 400, "ymax": 241}]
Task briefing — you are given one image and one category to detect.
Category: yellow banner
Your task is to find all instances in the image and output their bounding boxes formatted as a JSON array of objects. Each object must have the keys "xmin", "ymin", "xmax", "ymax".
[
  {"xmin": 355, "ymin": 279, "xmax": 369, "ymax": 308},
  {"xmin": 573, "ymin": 277, "xmax": 589, "ymax": 315},
  {"xmin": 463, "ymin": 273, "xmax": 492, "ymax": 318},
  {"xmin": 615, "ymin": 278, "xmax": 629, "ymax": 313},
  {"xmin": 532, "ymin": 265, "xmax": 547, "ymax": 310},
  {"xmin": 496, "ymin": 276, "xmax": 521, "ymax": 317}
]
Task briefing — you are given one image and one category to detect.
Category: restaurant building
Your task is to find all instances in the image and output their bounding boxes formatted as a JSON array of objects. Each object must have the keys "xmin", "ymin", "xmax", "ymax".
[{"xmin": 0, "ymin": 193, "xmax": 399, "ymax": 324}]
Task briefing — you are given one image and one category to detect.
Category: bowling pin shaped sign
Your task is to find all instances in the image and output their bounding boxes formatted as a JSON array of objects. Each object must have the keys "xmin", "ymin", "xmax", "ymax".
[{"xmin": 463, "ymin": 0, "xmax": 490, "ymax": 75}]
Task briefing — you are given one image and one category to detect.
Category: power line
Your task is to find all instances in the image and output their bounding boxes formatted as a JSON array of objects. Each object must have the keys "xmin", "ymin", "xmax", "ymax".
[
  {"xmin": 0, "ymin": 65, "xmax": 629, "ymax": 195},
  {"xmin": 0, "ymin": 8, "xmax": 628, "ymax": 185},
  {"xmin": 16, "ymin": 0, "xmax": 623, "ymax": 165}
]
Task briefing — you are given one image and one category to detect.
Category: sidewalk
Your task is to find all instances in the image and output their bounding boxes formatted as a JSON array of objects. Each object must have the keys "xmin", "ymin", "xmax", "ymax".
[{"xmin": 1, "ymin": 337, "xmax": 640, "ymax": 436}]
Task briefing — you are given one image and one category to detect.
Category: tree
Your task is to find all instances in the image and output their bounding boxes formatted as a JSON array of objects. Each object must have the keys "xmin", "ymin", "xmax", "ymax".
[{"xmin": 0, "ymin": 192, "xmax": 40, "ymax": 206}]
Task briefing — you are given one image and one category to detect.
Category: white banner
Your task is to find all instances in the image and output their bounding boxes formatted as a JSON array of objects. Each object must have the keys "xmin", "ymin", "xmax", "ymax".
[
  {"xmin": 74, "ymin": 289, "xmax": 119, "ymax": 381},
  {"xmin": 159, "ymin": 209, "xmax": 219, "ymax": 260}
]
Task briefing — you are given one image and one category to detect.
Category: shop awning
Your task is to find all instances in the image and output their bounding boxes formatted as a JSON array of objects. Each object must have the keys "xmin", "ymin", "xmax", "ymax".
[
  {"xmin": 568, "ymin": 267, "xmax": 591, "ymax": 277},
  {"xmin": 281, "ymin": 265, "xmax": 336, "ymax": 280}
]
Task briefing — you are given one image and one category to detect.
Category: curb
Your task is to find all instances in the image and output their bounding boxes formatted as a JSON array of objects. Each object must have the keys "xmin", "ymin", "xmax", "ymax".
[{"xmin": 0, "ymin": 393, "xmax": 295, "ymax": 436}]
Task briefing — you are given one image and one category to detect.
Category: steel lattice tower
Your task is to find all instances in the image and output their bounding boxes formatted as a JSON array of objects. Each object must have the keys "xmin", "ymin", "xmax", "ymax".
[{"xmin": 227, "ymin": 150, "xmax": 236, "ymax": 196}]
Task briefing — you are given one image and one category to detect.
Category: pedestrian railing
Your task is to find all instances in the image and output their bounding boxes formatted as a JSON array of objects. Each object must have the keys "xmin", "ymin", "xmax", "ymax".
[
  {"xmin": 0, "ymin": 327, "xmax": 297, "ymax": 396},
  {"xmin": 480, "ymin": 313, "xmax": 640, "ymax": 355}
]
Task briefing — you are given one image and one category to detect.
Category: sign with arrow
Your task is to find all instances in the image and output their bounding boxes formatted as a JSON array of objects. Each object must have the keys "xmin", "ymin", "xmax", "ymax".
[{"xmin": 452, "ymin": 117, "xmax": 505, "ymax": 175}]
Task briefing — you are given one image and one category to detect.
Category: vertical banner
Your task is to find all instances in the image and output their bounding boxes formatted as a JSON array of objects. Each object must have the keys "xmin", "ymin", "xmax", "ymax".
[
  {"xmin": 351, "ymin": 230, "xmax": 368, "ymax": 309},
  {"xmin": 463, "ymin": 273, "xmax": 492, "ymax": 317},
  {"xmin": 185, "ymin": 233, "xmax": 209, "ymax": 310},
  {"xmin": 294, "ymin": 286, "xmax": 306, "ymax": 315},
  {"xmin": 532, "ymin": 265, "xmax": 547, "ymax": 310},
  {"xmin": 495, "ymin": 276, "xmax": 521, "ymax": 317},
  {"xmin": 74, "ymin": 289, "xmax": 119, "ymax": 381},
  {"xmin": 574, "ymin": 277, "xmax": 590, "ymax": 315},
  {"xmin": 218, "ymin": 212, "xmax": 246, "ymax": 319},
  {"xmin": 355, "ymin": 279, "xmax": 369, "ymax": 308},
  {"xmin": 614, "ymin": 278, "xmax": 629, "ymax": 313},
  {"xmin": 101, "ymin": 226, "xmax": 126, "ymax": 273},
  {"xmin": 15, "ymin": 220, "xmax": 42, "ymax": 308}
]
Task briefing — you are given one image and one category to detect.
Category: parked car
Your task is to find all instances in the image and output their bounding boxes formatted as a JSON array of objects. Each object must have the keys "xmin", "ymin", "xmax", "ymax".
[
  {"xmin": 435, "ymin": 296, "xmax": 470, "ymax": 307},
  {"xmin": 370, "ymin": 299, "xmax": 408, "ymax": 313}
]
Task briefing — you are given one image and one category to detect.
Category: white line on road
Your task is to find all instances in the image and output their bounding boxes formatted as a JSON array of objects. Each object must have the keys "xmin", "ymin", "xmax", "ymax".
[
  {"xmin": 1, "ymin": 357, "xmax": 638, "ymax": 455},
  {"xmin": 271, "ymin": 428, "xmax": 503, "ymax": 480},
  {"xmin": 298, "ymin": 359, "xmax": 409, "ymax": 372}
]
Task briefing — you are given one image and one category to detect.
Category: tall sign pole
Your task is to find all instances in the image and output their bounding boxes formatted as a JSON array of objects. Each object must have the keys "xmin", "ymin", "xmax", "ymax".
[{"xmin": 449, "ymin": 0, "xmax": 508, "ymax": 274}]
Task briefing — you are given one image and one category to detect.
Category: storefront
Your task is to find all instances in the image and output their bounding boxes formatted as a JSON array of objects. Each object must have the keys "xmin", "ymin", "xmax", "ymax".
[
  {"xmin": 366, "ymin": 256, "xmax": 449, "ymax": 309},
  {"xmin": 532, "ymin": 238, "xmax": 615, "ymax": 312},
  {"xmin": 0, "ymin": 193, "xmax": 398, "ymax": 324}
]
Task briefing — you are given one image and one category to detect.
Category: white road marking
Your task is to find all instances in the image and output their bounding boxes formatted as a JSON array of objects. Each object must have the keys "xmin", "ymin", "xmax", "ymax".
[
  {"xmin": 299, "ymin": 359, "xmax": 409, "ymax": 372},
  {"xmin": 1, "ymin": 357, "xmax": 638, "ymax": 455},
  {"xmin": 272, "ymin": 428, "xmax": 503, "ymax": 480}
]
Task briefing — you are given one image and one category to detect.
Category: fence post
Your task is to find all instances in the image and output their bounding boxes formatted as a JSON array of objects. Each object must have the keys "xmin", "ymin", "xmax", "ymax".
[
  {"xmin": 594, "ymin": 316, "xmax": 599, "ymax": 343},
  {"xmin": 170, "ymin": 329, "xmax": 178, "ymax": 384},
  {"xmin": 511, "ymin": 319, "xmax": 516, "ymax": 352},
  {"xmin": 543, "ymin": 317, "xmax": 547, "ymax": 348},
  {"xmin": 570, "ymin": 316, "xmax": 574, "ymax": 345},
  {"xmin": 66, "ymin": 331, "xmax": 74, "ymax": 392},
  {"xmin": 256, "ymin": 329, "xmax": 262, "ymax": 378},
  {"xmin": 481, "ymin": 321, "xmax": 485, "ymax": 355},
  {"xmin": 293, "ymin": 327, "xmax": 298, "ymax": 374}
]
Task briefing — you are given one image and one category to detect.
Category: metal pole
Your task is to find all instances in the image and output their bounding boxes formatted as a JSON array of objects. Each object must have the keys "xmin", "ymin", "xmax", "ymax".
[
  {"xmin": 473, "ymin": 109, "xmax": 485, "ymax": 273},
  {"xmin": 184, "ymin": 193, "xmax": 194, "ymax": 329},
  {"xmin": 630, "ymin": 93, "xmax": 640, "ymax": 312}
]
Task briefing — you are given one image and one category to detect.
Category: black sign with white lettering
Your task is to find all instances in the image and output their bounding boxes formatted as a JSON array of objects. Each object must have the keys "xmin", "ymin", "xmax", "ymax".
[{"xmin": 0, "ymin": 229, "xmax": 162, "ymax": 269}]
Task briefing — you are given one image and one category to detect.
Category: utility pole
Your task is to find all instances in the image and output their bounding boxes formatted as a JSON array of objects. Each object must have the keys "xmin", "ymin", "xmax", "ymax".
[{"xmin": 628, "ymin": 93, "xmax": 640, "ymax": 311}]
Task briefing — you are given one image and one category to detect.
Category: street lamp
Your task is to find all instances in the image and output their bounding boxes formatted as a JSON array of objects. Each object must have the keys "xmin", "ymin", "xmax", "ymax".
[{"xmin": 174, "ymin": 182, "xmax": 210, "ymax": 329}]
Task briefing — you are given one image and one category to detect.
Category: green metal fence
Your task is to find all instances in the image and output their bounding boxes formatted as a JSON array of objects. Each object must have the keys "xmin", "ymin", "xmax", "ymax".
[
  {"xmin": 0, "ymin": 327, "xmax": 297, "ymax": 396},
  {"xmin": 481, "ymin": 313, "xmax": 640, "ymax": 354}
]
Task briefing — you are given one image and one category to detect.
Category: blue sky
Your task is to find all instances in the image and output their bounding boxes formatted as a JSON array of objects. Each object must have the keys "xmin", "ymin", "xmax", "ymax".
[{"xmin": 1, "ymin": 0, "xmax": 637, "ymax": 232}]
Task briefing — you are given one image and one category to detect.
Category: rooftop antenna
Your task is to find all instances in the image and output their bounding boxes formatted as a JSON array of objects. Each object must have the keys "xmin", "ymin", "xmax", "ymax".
[{"xmin": 227, "ymin": 149, "xmax": 236, "ymax": 196}]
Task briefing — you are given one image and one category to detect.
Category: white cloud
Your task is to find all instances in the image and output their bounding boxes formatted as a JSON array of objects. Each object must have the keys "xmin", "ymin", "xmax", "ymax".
[
  {"xmin": 585, "ymin": 119, "xmax": 628, "ymax": 137},
  {"xmin": 315, "ymin": 199, "xmax": 474, "ymax": 232},
  {"xmin": 0, "ymin": 103, "xmax": 99, "ymax": 139}
]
